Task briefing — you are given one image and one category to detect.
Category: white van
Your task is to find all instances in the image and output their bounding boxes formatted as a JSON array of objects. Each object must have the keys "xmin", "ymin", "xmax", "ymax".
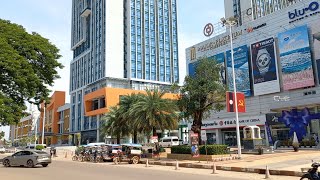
[
  {"xmin": 159, "ymin": 136, "xmax": 179, "ymax": 147},
  {"xmin": 25, "ymin": 144, "xmax": 47, "ymax": 150}
]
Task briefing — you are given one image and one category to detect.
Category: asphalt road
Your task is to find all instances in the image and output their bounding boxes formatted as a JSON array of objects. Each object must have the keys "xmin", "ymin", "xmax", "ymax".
[{"xmin": 0, "ymin": 160, "xmax": 250, "ymax": 180}]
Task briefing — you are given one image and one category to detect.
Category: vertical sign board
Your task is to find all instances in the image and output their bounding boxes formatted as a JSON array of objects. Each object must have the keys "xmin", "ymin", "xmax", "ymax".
[
  {"xmin": 200, "ymin": 130, "xmax": 207, "ymax": 141},
  {"xmin": 250, "ymin": 37, "xmax": 280, "ymax": 95},
  {"xmin": 277, "ymin": 25, "xmax": 315, "ymax": 90},
  {"xmin": 190, "ymin": 133, "xmax": 199, "ymax": 157},
  {"xmin": 226, "ymin": 91, "xmax": 246, "ymax": 113},
  {"xmin": 226, "ymin": 45, "xmax": 251, "ymax": 96}
]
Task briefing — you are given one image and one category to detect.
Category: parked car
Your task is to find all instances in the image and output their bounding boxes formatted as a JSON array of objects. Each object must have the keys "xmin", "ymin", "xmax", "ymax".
[
  {"xmin": 2, "ymin": 150, "xmax": 51, "ymax": 168},
  {"xmin": 159, "ymin": 136, "xmax": 180, "ymax": 147},
  {"xmin": 0, "ymin": 146, "xmax": 5, "ymax": 154}
]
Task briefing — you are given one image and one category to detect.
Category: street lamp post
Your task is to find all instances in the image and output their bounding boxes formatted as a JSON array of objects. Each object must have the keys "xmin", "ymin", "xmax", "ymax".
[
  {"xmin": 222, "ymin": 17, "xmax": 242, "ymax": 158},
  {"xmin": 42, "ymin": 101, "xmax": 46, "ymax": 145}
]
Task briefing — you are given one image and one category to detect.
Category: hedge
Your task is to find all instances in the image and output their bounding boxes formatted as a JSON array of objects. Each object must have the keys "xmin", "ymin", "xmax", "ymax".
[
  {"xmin": 171, "ymin": 145, "xmax": 229, "ymax": 155},
  {"xmin": 36, "ymin": 145, "xmax": 45, "ymax": 150}
]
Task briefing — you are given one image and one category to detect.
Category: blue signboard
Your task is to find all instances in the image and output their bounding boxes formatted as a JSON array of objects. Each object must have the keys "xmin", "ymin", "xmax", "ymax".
[{"xmin": 226, "ymin": 45, "xmax": 251, "ymax": 96}]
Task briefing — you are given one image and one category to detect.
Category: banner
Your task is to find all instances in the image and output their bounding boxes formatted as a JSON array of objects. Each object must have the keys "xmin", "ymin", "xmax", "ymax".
[
  {"xmin": 278, "ymin": 25, "xmax": 315, "ymax": 90},
  {"xmin": 226, "ymin": 91, "xmax": 246, "ymax": 113},
  {"xmin": 310, "ymin": 19, "xmax": 320, "ymax": 84},
  {"xmin": 250, "ymin": 38, "xmax": 280, "ymax": 95},
  {"xmin": 226, "ymin": 45, "xmax": 251, "ymax": 96},
  {"xmin": 190, "ymin": 133, "xmax": 199, "ymax": 157},
  {"xmin": 265, "ymin": 122, "xmax": 273, "ymax": 146},
  {"xmin": 188, "ymin": 62, "xmax": 196, "ymax": 77},
  {"xmin": 188, "ymin": 53, "xmax": 225, "ymax": 85},
  {"xmin": 209, "ymin": 53, "xmax": 226, "ymax": 84}
]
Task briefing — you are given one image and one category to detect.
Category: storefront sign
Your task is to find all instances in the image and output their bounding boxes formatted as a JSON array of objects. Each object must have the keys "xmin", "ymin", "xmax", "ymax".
[
  {"xmin": 289, "ymin": 1, "xmax": 320, "ymax": 23},
  {"xmin": 197, "ymin": 30, "xmax": 243, "ymax": 53},
  {"xmin": 245, "ymin": 23, "xmax": 267, "ymax": 33},
  {"xmin": 203, "ymin": 23, "xmax": 214, "ymax": 37},
  {"xmin": 201, "ymin": 115, "xmax": 266, "ymax": 129}
]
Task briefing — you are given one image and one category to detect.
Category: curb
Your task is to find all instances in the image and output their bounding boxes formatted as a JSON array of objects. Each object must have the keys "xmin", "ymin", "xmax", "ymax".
[{"xmin": 140, "ymin": 159, "xmax": 304, "ymax": 177}]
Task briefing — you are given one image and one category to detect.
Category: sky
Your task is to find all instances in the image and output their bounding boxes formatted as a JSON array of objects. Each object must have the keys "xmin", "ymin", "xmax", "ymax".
[{"xmin": 0, "ymin": 0, "xmax": 225, "ymax": 140}]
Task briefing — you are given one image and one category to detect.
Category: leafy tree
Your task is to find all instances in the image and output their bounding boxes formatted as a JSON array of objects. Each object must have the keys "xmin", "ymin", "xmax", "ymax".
[
  {"xmin": 130, "ymin": 89, "xmax": 179, "ymax": 136},
  {"xmin": 0, "ymin": 19, "xmax": 63, "ymax": 125},
  {"xmin": 177, "ymin": 58, "xmax": 226, "ymax": 144}
]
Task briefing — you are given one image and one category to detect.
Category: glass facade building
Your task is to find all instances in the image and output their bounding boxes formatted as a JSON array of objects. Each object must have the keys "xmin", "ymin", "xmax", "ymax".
[
  {"xmin": 69, "ymin": 0, "xmax": 179, "ymax": 143},
  {"xmin": 126, "ymin": 0, "xmax": 179, "ymax": 83}
]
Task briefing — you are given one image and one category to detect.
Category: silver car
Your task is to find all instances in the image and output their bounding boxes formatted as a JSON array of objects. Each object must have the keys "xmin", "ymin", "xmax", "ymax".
[{"xmin": 2, "ymin": 150, "xmax": 51, "ymax": 168}]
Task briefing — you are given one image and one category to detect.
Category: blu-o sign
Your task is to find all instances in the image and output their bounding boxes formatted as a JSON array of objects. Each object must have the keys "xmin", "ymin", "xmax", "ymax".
[{"xmin": 288, "ymin": 1, "xmax": 319, "ymax": 20}]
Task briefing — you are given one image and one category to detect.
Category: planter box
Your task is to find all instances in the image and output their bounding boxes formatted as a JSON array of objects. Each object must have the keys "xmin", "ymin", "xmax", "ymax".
[{"xmin": 167, "ymin": 153, "xmax": 229, "ymax": 161}]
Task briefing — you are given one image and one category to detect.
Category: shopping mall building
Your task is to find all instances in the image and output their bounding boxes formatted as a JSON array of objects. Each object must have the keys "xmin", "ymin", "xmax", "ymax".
[{"xmin": 186, "ymin": 0, "xmax": 320, "ymax": 147}]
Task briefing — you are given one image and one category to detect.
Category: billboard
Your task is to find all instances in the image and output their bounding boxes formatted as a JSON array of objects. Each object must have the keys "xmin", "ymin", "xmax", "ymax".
[
  {"xmin": 226, "ymin": 45, "xmax": 251, "ymax": 96},
  {"xmin": 310, "ymin": 19, "xmax": 320, "ymax": 84},
  {"xmin": 209, "ymin": 53, "xmax": 226, "ymax": 84},
  {"xmin": 188, "ymin": 53, "xmax": 226, "ymax": 85},
  {"xmin": 250, "ymin": 37, "xmax": 280, "ymax": 95},
  {"xmin": 278, "ymin": 25, "xmax": 315, "ymax": 90}
]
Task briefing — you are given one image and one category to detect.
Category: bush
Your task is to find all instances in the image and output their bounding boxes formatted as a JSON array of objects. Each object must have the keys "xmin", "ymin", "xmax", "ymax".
[
  {"xmin": 171, "ymin": 145, "xmax": 191, "ymax": 154},
  {"xmin": 36, "ymin": 145, "xmax": 45, "ymax": 150},
  {"xmin": 199, "ymin": 145, "xmax": 229, "ymax": 155},
  {"xmin": 171, "ymin": 145, "xmax": 229, "ymax": 155},
  {"xmin": 159, "ymin": 147, "xmax": 166, "ymax": 153}
]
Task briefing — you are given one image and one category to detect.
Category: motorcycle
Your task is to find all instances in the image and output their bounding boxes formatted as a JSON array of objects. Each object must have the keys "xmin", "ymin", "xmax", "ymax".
[{"xmin": 301, "ymin": 162, "xmax": 320, "ymax": 180}]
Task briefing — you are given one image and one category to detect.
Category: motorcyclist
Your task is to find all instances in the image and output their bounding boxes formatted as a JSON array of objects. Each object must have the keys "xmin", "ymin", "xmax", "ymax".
[{"xmin": 309, "ymin": 163, "xmax": 320, "ymax": 180}]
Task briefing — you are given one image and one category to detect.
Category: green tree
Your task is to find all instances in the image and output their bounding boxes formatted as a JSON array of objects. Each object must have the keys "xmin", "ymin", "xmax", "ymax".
[
  {"xmin": 0, "ymin": 19, "xmax": 63, "ymax": 125},
  {"xmin": 100, "ymin": 106, "xmax": 130, "ymax": 144},
  {"xmin": 130, "ymin": 89, "xmax": 179, "ymax": 136},
  {"xmin": 0, "ymin": 131, "xmax": 4, "ymax": 140},
  {"xmin": 118, "ymin": 93, "xmax": 144, "ymax": 143},
  {"xmin": 177, "ymin": 58, "xmax": 226, "ymax": 144}
]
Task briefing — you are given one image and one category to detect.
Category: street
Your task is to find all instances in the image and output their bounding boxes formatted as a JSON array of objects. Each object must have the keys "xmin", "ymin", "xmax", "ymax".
[{"xmin": 0, "ymin": 157, "xmax": 298, "ymax": 180}]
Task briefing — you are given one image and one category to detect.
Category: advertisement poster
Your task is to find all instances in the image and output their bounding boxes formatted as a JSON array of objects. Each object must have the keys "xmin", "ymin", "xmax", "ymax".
[
  {"xmin": 310, "ymin": 20, "xmax": 320, "ymax": 84},
  {"xmin": 209, "ymin": 53, "xmax": 226, "ymax": 84},
  {"xmin": 250, "ymin": 37, "xmax": 280, "ymax": 96},
  {"xmin": 277, "ymin": 25, "xmax": 315, "ymax": 90},
  {"xmin": 226, "ymin": 45, "xmax": 251, "ymax": 96},
  {"xmin": 190, "ymin": 133, "xmax": 199, "ymax": 157},
  {"xmin": 188, "ymin": 53, "xmax": 225, "ymax": 85},
  {"xmin": 188, "ymin": 62, "xmax": 196, "ymax": 77}
]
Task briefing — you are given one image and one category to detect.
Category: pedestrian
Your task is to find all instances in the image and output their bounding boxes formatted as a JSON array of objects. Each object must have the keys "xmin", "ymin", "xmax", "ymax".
[
  {"xmin": 154, "ymin": 142, "xmax": 160, "ymax": 160},
  {"xmin": 93, "ymin": 147, "xmax": 97, "ymax": 163}
]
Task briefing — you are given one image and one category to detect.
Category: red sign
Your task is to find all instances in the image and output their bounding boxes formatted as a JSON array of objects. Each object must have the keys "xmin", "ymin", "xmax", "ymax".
[{"xmin": 226, "ymin": 91, "xmax": 246, "ymax": 113}]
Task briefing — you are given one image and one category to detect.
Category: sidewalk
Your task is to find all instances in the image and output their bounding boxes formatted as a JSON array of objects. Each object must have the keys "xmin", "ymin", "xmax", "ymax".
[
  {"xmin": 138, "ymin": 149, "xmax": 320, "ymax": 177},
  {"xmin": 53, "ymin": 149, "xmax": 320, "ymax": 177}
]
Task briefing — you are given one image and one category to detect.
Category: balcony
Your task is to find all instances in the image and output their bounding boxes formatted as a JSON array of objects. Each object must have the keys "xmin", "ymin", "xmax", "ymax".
[{"xmin": 81, "ymin": 7, "xmax": 91, "ymax": 17}]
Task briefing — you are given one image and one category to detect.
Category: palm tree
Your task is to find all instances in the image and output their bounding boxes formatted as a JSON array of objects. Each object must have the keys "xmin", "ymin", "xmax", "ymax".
[
  {"xmin": 100, "ymin": 106, "xmax": 130, "ymax": 144},
  {"xmin": 118, "ymin": 93, "xmax": 144, "ymax": 143},
  {"xmin": 129, "ymin": 89, "xmax": 179, "ymax": 136}
]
